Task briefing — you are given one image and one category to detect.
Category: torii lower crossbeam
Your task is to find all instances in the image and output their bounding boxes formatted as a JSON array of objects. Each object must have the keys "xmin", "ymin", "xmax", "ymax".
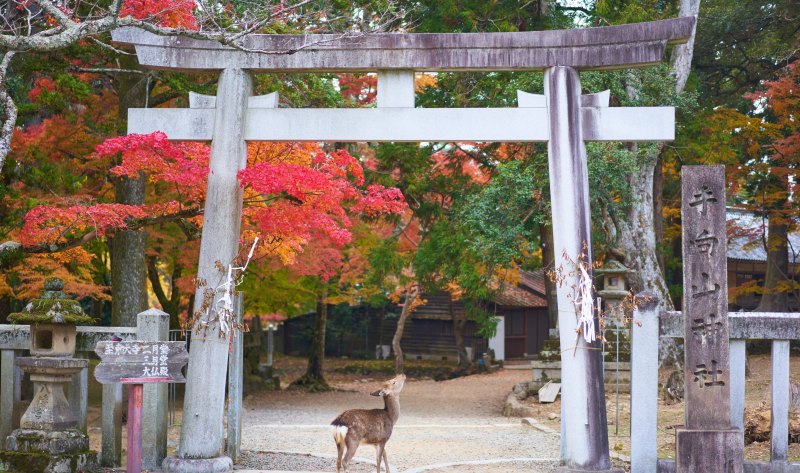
[{"xmin": 128, "ymin": 106, "xmax": 674, "ymax": 143}]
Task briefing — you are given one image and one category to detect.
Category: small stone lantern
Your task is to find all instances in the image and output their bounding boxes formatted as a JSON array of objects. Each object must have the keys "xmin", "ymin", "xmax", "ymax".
[
  {"xmin": 0, "ymin": 278, "xmax": 98, "ymax": 473},
  {"xmin": 596, "ymin": 260, "xmax": 633, "ymax": 322},
  {"xmin": 16, "ymin": 278, "xmax": 93, "ymax": 357}
]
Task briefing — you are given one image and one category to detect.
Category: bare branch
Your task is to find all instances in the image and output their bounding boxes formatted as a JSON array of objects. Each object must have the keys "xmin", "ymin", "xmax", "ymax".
[
  {"xmin": 73, "ymin": 66, "xmax": 146, "ymax": 75},
  {"xmin": 0, "ymin": 50, "xmax": 17, "ymax": 173},
  {"xmin": 0, "ymin": 0, "xmax": 404, "ymax": 173}
]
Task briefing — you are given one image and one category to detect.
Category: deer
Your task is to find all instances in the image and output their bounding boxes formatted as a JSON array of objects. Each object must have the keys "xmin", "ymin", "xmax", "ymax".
[{"xmin": 331, "ymin": 373, "xmax": 406, "ymax": 473}]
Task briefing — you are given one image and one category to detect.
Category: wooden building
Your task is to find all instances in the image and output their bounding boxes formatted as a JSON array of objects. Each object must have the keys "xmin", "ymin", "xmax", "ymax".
[
  {"xmin": 727, "ymin": 209, "xmax": 800, "ymax": 311},
  {"xmin": 279, "ymin": 270, "xmax": 551, "ymax": 362},
  {"xmin": 383, "ymin": 270, "xmax": 550, "ymax": 362}
]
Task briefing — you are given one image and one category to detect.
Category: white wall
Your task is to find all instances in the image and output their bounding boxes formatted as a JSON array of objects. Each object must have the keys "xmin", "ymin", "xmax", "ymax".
[{"xmin": 488, "ymin": 316, "xmax": 505, "ymax": 361}]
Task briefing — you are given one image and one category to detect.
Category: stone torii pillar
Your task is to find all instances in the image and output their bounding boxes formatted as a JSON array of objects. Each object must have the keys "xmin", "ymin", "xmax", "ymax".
[
  {"xmin": 111, "ymin": 17, "xmax": 695, "ymax": 473},
  {"xmin": 160, "ymin": 68, "xmax": 253, "ymax": 473},
  {"xmin": 546, "ymin": 67, "xmax": 615, "ymax": 471}
]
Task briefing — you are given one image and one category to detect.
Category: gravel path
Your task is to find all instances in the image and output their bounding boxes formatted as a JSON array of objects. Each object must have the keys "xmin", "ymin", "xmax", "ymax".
[{"xmin": 237, "ymin": 369, "xmax": 560, "ymax": 472}]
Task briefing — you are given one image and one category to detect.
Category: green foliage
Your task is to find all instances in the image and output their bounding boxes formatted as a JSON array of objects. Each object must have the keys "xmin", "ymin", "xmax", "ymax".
[
  {"xmin": 238, "ymin": 269, "xmax": 317, "ymax": 319},
  {"xmin": 399, "ymin": 0, "xmax": 570, "ymax": 33},
  {"xmin": 465, "ymin": 299, "xmax": 497, "ymax": 339},
  {"xmin": 693, "ymin": 0, "xmax": 800, "ymax": 105},
  {"xmin": 455, "ymin": 159, "xmax": 546, "ymax": 268},
  {"xmin": 594, "ymin": 0, "xmax": 676, "ymax": 24}
]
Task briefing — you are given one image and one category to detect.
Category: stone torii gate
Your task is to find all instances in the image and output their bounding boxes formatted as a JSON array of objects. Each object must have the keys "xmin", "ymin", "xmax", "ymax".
[{"xmin": 112, "ymin": 17, "xmax": 694, "ymax": 473}]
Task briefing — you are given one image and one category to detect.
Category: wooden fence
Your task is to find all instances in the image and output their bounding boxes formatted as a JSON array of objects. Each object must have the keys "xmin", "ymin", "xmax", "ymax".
[{"xmin": 631, "ymin": 298, "xmax": 800, "ymax": 473}]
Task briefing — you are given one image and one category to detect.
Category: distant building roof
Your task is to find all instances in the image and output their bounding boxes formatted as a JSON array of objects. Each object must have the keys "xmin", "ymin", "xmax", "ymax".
[
  {"xmin": 493, "ymin": 280, "xmax": 548, "ymax": 307},
  {"xmin": 727, "ymin": 208, "xmax": 800, "ymax": 263},
  {"xmin": 411, "ymin": 269, "xmax": 548, "ymax": 320}
]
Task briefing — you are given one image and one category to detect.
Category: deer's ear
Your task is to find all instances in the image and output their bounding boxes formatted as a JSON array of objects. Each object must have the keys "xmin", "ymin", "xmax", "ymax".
[{"xmin": 370, "ymin": 389, "xmax": 383, "ymax": 397}]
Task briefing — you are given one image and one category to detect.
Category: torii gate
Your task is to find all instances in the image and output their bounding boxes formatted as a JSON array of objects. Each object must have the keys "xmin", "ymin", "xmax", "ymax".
[{"xmin": 113, "ymin": 17, "xmax": 695, "ymax": 473}]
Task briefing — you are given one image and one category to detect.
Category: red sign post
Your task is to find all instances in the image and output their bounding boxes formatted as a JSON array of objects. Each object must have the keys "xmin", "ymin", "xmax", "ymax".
[{"xmin": 95, "ymin": 341, "xmax": 188, "ymax": 473}]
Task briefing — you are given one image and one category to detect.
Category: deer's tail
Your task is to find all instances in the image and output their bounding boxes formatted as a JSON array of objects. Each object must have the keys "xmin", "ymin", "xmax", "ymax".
[{"xmin": 331, "ymin": 419, "xmax": 348, "ymax": 445}]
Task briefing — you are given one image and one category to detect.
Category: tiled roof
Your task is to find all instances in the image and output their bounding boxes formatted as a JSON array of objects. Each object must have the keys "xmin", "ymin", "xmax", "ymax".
[
  {"xmin": 519, "ymin": 269, "xmax": 547, "ymax": 294},
  {"xmin": 727, "ymin": 209, "xmax": 800, "ymax": 263},
  {"xmin": 493, "ymin": 281, "xmax": 547, "ymax": 307}
]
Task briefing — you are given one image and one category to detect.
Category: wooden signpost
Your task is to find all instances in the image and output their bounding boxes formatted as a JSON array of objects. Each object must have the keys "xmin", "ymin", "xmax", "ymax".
[{"xmin": 95, "ymin": 341, "xmax": 189, "ymax": 473}]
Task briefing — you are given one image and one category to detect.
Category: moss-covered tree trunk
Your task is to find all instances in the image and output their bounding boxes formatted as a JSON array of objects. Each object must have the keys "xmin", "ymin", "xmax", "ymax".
[{"xmin": 111, "ymin": 57, "xmax": 148, "ymax": 327}]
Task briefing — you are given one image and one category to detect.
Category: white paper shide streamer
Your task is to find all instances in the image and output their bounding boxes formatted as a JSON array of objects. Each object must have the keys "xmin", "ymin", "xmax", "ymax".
[
  {"xmin": 209, "ymin": 237, "xmax": 259, "ymax": 335},
  {"xmin": 575, "ymin": 262, "xmax": 596, "ymax": 344}
]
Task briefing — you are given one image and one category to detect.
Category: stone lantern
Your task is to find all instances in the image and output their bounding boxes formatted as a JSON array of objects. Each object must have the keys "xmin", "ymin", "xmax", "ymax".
[
  {"xmin": 0, "ymin": 278, "xmax": 98, "ymax": 473},
  {"xmin": 596, "ymin": 260, "xmax": 633, "ymax": 322}
]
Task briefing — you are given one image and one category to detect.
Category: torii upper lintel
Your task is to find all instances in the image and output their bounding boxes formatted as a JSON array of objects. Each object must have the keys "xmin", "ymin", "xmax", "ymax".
[{"xmin": 111, "ymin": 16, "xmax": 695, "ymax": 73}]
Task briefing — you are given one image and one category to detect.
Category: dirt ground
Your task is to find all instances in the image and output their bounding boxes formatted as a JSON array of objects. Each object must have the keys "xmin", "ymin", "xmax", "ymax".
[
  {"xmin": 238, "ymin": 358, "xmax": 563, "ymax": 471},
  {"xmin": 523, "ymin": 352, "xmax": 800, "ymax": 462},
  {"xmin": 86, "ymin": 352, "xmax": 800, "ymax": 471},
  {"xmin": 89, "ymin": 355, "xmax": 562, "ymax": 472}
]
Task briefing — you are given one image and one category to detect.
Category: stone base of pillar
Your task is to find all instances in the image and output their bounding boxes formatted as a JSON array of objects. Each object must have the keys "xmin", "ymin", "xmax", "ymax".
[
  {"xmin": 5, "ymin": 428, "xmax": 88, "ymax": 453},
  {"xmin": 556, "ymin": 467, "xmax": 625, "ymax": 473},
  {"xmin": 0, "ymin": 428, "xmax": 97, "ymax": 473},
  {"xmin": 676, "ymin": 428, "xmax": 743, "ymax": 473},
  {"xmin": 162, "ymin": 455, "xmax": 233, "ymax": 473}
]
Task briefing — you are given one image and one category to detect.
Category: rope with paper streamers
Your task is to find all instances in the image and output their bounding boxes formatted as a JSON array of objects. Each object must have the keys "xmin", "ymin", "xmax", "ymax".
[
  {"xmin": 209, "ymin": 237, "xmax": 259, "ymax": 335},
  {"xmin": 546, "ymin": 245, "xmax": 604, "ymax": 351},
  {"xmin": 574, "ymin": 261, "xmax": 596, "ymax": 344}
]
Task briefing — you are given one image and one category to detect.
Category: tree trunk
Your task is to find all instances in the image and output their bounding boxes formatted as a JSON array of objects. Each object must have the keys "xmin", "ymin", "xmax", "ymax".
[
  {"xmin": 111, "ymin": 57, "xmax": 149, "ymax": 327},
  {"xmin": 451, "ymin": 297, "xmax": 471, "ymax": 371},
  {"xmin": 291, "ymin": 288, "xmax": 330, "ymax": 391},
  {"xmin": 147, "ymin": 257, "xmax": 183, "ymax": 329},
  {"xmin": 755, "ymin": 213, "xmax": 790, "ymax": 312},
  {"xmin": 616, "ymin": 153, "xmax": 674, "ymax": 302},
  {"xmin": 392, "ymin": 286, "xmax": 419, "ymax": 375},
  {"xmin": 608, "ymin": 0, "xmax": 700, "ymax": 366},
  {"xmin": 110, "ymin": 178, "xmax": 147, "ymax": 326},
  {"xmin": 0, "ymin": 297, "xmax": 10, "ymax": 323},
  {"xmin": 540, "ymin": 223, "xmax": 559, "ymax": 329},
  {"xmin": 653, "ymin": 151, "xmax": 666, "ymax": 276}
]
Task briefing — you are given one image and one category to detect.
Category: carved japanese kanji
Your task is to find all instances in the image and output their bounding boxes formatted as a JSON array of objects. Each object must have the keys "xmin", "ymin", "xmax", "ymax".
[
  {"xmin": 678, "ymin": 165, "xmax": 743, "ymax": 473},
  {"xmin": 689, "ymin": 185, "xmax": 718, "ymax": 216},
  {"xmin": 693, "ymin": 360, "xmax": 725, "ymax": 388},
  {"xmin": 691, "ymin": 272, "xmax": 721, "ymax": 299},
  {"xmin": 692, "ymin": 229, "xmax": 719, "ymax": 257},
  {"xmin": 691, "ymin": 314, "xmax": 723, "ymax": 341}
]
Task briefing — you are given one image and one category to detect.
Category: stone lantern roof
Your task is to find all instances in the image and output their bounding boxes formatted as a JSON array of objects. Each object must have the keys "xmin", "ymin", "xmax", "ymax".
[
  {"xmin": 594, "ymin": 259, "xmax": 633, "ymax": 276},
  {"xmin": 8, "ymin": 278, "xmax": 96, "ymax": 325}
]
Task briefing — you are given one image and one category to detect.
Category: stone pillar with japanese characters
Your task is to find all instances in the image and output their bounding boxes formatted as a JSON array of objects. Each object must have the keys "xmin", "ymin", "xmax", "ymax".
[{"xmin": 676, "ymin": 165, "xmax": 743, "ymax": 473}]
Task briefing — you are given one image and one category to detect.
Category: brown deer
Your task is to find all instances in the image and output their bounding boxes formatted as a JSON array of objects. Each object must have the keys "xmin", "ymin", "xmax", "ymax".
[{"xmin": 331, "ymin": 373, "xmax": 406, "ymax": 473}]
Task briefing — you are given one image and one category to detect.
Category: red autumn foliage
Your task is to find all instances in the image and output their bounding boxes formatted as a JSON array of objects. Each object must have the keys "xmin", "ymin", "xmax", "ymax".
[
  {"xmin": 27, "ymin": 77, "xmax": 56, "ymax": 102},
  {"xmin": 119, "ymin": 0, "xmax": 199, "ymax": 30},
  {"xmin": 21, "ymin": 132, "xmax": 407, "ymax": 275},
  {"xmin": 338, "ymin": 74, "xmax": 377, "ymax": 106},
  {"xmin": 20, "ymin": 203, "xmax": 148, "ymax": 246}
]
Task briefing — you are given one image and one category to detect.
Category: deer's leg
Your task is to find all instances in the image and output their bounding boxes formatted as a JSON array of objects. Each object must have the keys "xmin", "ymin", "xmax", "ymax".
[
  {"xmin": 342, "ymin": 437, "xmax": 359, "ymax": 473},
  {"xmin": 374, "ymin": 444, "xmax": 384, "ymax": 473},
  {"xmin": 336, "ymin": 440, "xmax": 344, "ymax": 473},
  {"xmin": 382, "ymin": 448, "xmax": 390, "ymax": 473}
]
